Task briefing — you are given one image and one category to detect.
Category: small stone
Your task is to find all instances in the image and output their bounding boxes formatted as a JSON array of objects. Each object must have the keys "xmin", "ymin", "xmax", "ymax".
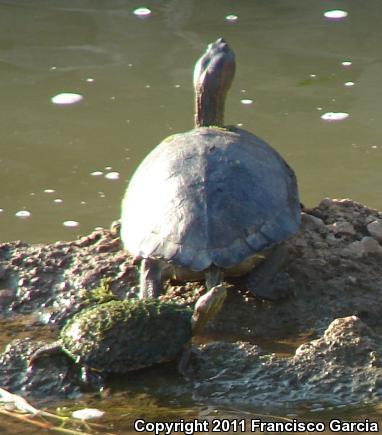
[
  {"xmin": 341, "ymin": 241, "xmax": 362, "ymax": 258},
  {"xmin": 301, "ymin": 213, "xmax": 324, "ymax": 228},
  {"xmin": 345, "ymin": 275, "xmax": 358, "ymax": 285},
  {"xmin": 329, "ymin": 221, "xmax": 355, "ymax": 235},
  {"xmin": 365, "ymin": 215, "xmax": 377, "ymax": 224},
  {"xmin": 367, "ymin": 220, "xmax": 382, "ymax": 243},
  {"xmin": 0, "ymin": 289, "xmax": 14, "ymax": 306},
  {"xmin": 343, "ymin": 237, "xmax": 382, "ymax": 257},
  {"xmin": 319, "ymin": 198, "xmax": 334, "ymax": 208},
  {"xmin": 294, "ymin": 238, "xmax": 308, "ymax": 248},
  {"xmin": 360, "ymin": 236, "xmax": 382, "ymax": 254},
  {"xmin": 326, "ymin": 234, "xmax": 338, "ymax": 244}
]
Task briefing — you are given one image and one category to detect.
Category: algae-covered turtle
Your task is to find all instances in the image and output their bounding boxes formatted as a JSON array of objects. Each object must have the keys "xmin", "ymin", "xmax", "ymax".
[
  {"xmin": 121, "ymin": 38, "xmax": 300, "ymax": 299},
  {"xmin": 30, "ymin": 285, "xmax": 226, "ymax": 374}
]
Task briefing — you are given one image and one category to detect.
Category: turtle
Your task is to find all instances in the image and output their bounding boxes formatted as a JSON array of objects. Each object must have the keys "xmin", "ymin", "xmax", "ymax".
[
  {"xmin": 30, "ymin": 285, "xmax": 226, "ymax": 374},
  {"xmin": 121, "ymin": 38, "xmax": 301, "ymax": 299}
]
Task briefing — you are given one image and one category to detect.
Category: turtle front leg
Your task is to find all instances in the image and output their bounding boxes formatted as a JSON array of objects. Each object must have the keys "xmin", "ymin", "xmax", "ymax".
[
  {"xmin": 246, "ymin": 244, "xmax": 291, "ymax": 301},
  {"xmin": 139, "ymin": 258, "xmax": 165, "ymax": 299}
]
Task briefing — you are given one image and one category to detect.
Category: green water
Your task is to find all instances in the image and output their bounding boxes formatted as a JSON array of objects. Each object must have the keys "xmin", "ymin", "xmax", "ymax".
[
  {"xmin": 0, "ymin": 0, "xmax": 382, "ymax": 432},
  {"xmin": 0, "ymin": 0, "xmax": 381, "ymax": 243}
]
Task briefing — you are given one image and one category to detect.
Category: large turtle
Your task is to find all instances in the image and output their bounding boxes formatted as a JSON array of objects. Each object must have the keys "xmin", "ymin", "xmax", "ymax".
[
  {"xmin": 121, "ymin": 38, "xmax": 300, "ymax": 299},
  {"xmin": 30, "ymin": 285, "xmax": 226, "ymax": 374}
]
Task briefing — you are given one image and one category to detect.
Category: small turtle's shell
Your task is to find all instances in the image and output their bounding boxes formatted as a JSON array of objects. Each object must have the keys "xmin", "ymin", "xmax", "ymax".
[
  {"xmin": 60, "ymin": 300, "xmax": 193, "ymax": 373},
  {"xmin": 122, "ymin": 126, "xmax": 300, "ymax": 272}
]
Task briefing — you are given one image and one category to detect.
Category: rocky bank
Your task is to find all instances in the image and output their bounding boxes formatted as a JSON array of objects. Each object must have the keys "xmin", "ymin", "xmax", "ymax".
[{"xmin": 0, "ymin": 198, "xmax": 382, "ymax": 408}]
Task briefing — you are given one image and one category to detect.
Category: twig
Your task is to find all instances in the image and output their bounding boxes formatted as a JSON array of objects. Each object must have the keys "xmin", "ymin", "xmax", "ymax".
[{"xmin": 0, "ymin": 386, "xmax": 116, "ymax": 434}]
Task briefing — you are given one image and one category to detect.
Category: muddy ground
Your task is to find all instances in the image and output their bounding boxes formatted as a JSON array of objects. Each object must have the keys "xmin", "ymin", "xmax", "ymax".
[{"xmin": 0, "ymin": 197, "xmax": 382, "ymax": 408}]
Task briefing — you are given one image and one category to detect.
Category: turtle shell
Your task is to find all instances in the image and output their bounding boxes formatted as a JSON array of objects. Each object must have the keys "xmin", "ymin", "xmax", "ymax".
[
  {"xmin": 121, "ymin": 126, "xmax": 300, "ymax": 271},
  {"xmin": 60, "ymin": 299, "xmax": 193, "ymax": 373}
]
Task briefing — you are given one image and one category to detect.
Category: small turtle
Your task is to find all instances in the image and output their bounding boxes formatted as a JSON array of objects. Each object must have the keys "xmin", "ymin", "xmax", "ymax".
[
  {"xmin": 121, "ymin": 38, "xmax": 300, "ymax": 299},
  {"xmin": 30, "ymin": 285, "xmax": 226, "ymax": 374}
]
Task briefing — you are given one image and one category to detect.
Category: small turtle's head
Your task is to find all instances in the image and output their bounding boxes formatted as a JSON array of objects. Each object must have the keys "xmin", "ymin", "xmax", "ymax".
[
  {"xmin": 193, "ymin": 38, "xmax": 236, "ymax": 128},
  {"xmin": 191, "ymin": 284, "xmax": 227, "ymax": 336}
]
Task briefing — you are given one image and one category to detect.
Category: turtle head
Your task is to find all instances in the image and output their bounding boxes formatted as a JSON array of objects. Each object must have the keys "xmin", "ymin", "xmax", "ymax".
[
  {"xmin": 193, "ymin": 38, "xmax": 236, "ymax": 128},
  {"xmin": 191, "ymin": 284, "xmax": 227, "ymax": 335}
]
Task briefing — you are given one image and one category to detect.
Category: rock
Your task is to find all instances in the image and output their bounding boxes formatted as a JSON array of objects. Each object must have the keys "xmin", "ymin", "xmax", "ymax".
[
  {"xmin": 367, "ymin": 219, "xmax": 382, "ymax": 243},
  {"xmin": 361, "ymin": 236, "xmax": 382, "ymax": 253},
  {"xmin": 319, "ymin": 197, "xmax": 334, "ymax": 208},
  {"xmin": 365, "ymin": 215, "xmax": 377, "ymax": 224},
  {"xmin": 342, "ymin": 236, "xmax": 382, "ymax": 257},
  {"xmin": 329, "ymin": 221, "xmax": 355, "ymax": 235},
  {"xmin": 325, "ymin": 233, "xmax": 338, "ymax": 244},
  {"xmin": 341, "ymin": 242, "xmax": 361, "ymax": 257},
  {"xmin": 0, "ymin": 338, "xmax": 81, "ymax": 402},
  {"xmin": 0, "ymin": 229, "xmax": 135, "ymax": 323},
  {"xmin": 301, "ymin": 212, "xmax": 324, "ymax": 227},
  {"xmin": 189, "ymin": 316, "xmax": 382, "ymax": 408}
]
